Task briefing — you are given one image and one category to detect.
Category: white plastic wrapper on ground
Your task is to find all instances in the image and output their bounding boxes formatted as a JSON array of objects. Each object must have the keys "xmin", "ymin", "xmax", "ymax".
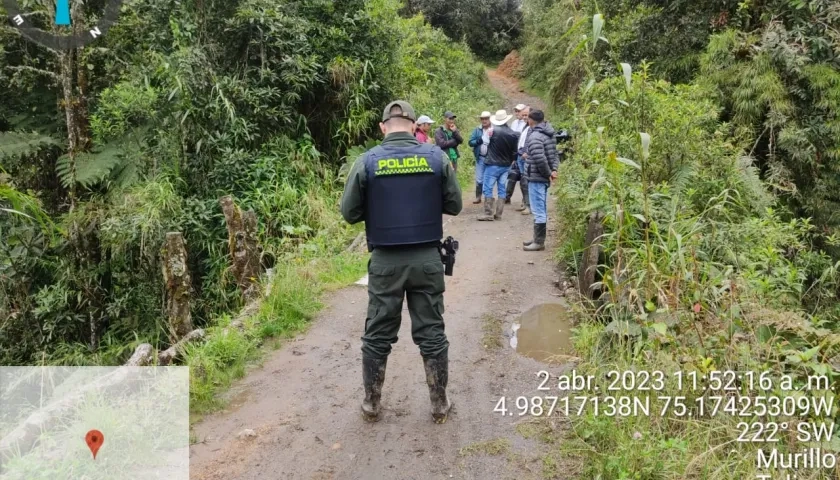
[{"xmin": 0, "ymin": 366, "xmax": 189, "ymax": 479}]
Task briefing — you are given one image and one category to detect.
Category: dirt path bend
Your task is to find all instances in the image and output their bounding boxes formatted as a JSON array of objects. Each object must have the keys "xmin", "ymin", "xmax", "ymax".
[
  {"xmin": 189, "ymin": 70, "xmax": 572, "ymax": 480},
  {"xmin": 486, "ymin": 68, "xmax": 548, "ymax": 113}
]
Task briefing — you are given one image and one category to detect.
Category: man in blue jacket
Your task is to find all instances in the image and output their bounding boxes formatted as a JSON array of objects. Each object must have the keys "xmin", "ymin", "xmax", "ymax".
[{"xmin": 468, "ymin": 111, "xmax": 493, "ymax": 204}]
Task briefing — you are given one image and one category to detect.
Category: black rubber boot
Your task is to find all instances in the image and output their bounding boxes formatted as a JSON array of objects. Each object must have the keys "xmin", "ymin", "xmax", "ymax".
[
  {"xmin": 494, "ymin": 198, "xmax": 505, "ymax": 220},
  {"xmin": 520, "ymin": 181, "xmax": 531, "ymax": 214},
  {"xmin": 504, "ymin": 178, "xmax": 516, "ymax": 204},
  {"xmin": 423, "ymin": 352, "xmax": 451, "ymax": 424},
  {"xmin": 523, "ymin": 222, "xmax": 535, "ymax": 247},
  {"xmin": 361, "ymin": 356, "xmax": 387, "ymax": 422},
  {"xmin": 478, "ymin": 198, "xmax": 495, "ymax": 221},
  {"xmin": 524, "ymin": 223, "xmax": 547, "ymax": 251},
  {"xmin": 472, "ymin": 183, "xmax": 482, "ymax": 204}
]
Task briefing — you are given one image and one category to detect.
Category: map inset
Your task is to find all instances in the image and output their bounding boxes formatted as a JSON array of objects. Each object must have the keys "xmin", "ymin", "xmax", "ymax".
[{"xmin": 0, "ymin": 367, "xmax": 189, "ymax": 479}]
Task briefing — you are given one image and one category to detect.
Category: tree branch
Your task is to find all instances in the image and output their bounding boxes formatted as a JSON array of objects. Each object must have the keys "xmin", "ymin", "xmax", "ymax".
[{"xmin": 5, "ymin": 65, "xmax": 61, "ymax": 83}]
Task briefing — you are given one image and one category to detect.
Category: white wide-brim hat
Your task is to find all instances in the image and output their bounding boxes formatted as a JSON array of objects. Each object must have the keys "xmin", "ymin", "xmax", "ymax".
[
  {"xmin": 478, "ymin": 111, "xmax": 492, "ymax": 118},
  {"xmin": 490, "ymin": 109, "xmax": 513, "ymax": 126}
]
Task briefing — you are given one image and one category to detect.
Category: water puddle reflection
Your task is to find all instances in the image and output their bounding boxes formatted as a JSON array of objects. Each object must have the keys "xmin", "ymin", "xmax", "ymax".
[{"xmin": 510, "ymin": 303, "xmax": 574, "ymax": 363}]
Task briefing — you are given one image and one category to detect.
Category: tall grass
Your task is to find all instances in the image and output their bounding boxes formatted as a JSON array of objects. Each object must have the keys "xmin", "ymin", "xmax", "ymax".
[{"xmin": 187, "ymin": 251, "xmax": 366, "ymax": 415}]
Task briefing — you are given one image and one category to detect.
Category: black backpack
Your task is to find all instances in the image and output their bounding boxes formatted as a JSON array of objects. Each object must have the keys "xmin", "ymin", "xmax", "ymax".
[{"xmin": 554, "ymin": 129, "xmax": 571, "ymax": 144}]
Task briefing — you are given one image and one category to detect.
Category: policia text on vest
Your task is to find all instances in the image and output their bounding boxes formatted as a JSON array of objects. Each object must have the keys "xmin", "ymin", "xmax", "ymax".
[
  {"xmin": 339, "ymin": 100, "xmax": 462, "ymax": 425},
  {"xmin": 374, "ymin": 155, "xmax": 435, "ymax": 176}
]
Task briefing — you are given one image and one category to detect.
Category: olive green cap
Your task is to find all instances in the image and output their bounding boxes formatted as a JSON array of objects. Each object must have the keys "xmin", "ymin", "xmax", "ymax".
[{"xmin": 382, "ymin": 100, "xmax": 416, "ymax": 122}]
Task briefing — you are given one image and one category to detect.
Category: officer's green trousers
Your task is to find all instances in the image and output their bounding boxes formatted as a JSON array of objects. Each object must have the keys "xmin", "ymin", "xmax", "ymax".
[{"xmin": 362, "ymin": 245, "xmax": 449, "ymax": 360}]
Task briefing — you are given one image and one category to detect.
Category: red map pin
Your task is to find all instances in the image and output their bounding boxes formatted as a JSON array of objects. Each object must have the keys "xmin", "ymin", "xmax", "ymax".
[{"xmin": 85, "ymin": 429, "xmax": 104, "ymax": 460}]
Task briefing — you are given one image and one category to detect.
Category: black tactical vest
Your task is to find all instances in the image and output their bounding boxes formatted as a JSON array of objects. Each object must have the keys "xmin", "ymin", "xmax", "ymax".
[{"xmin": 363, "ymin": 143, "xmax": 444, "ymax": 247}]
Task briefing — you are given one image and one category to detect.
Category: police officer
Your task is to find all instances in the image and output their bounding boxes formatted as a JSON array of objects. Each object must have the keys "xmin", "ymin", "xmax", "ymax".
[{"xmin": 340, "ymin": 100, "xmax": 463, "ymax": 424}]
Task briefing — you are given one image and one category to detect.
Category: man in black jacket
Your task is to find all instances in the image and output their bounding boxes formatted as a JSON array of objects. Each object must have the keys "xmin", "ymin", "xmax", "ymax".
[
  {"xmin": 434, "ymin": 111, "xmax": 463, "ymax": 172},
  {"xmin": 478, "ymin": 110, "xmax": 519, "ymax": 221},
  {"xmin": 522, "ymin": 110, "xmax": 559, "ymax": 250}
]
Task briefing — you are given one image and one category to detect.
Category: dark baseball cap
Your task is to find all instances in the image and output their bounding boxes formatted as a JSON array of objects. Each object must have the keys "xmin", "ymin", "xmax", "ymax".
[
  {"xmin": 382, "ymin": 100, "xmax": 416, "ymax": 122},
  {"xmin": 443, "ymin": 111, "xmax": 457, "ymax": 119}
]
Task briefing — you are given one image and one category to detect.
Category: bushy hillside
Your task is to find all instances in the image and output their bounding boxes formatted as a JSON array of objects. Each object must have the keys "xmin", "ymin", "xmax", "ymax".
[{"xmin": 520, "ymin": 0, "xmax": 840, "ymax": 476}]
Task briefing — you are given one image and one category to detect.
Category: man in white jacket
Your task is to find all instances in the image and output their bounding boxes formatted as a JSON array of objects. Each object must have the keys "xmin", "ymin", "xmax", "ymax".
[
  {"xmin": 506, "ymin": 104, "xmax": 530, "ymax": 213},
  {"xmin": 510, "ymin": 104, "xmax": 528, "ymax": 133}
]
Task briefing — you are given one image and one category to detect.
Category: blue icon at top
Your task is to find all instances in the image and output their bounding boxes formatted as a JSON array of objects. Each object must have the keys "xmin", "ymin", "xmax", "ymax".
[{"xmin": 56, "ymin": 0, "xmax": 71, "ymax": 25}]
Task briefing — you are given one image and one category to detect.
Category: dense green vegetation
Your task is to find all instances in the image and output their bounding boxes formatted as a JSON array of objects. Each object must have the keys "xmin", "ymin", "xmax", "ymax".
[
  {"xmin": 5, "ymin": 0, "xmax": 839, "ymax": 474},
  {"xmin": 0, "ymin": 0, "xmax": 497, "ymax": 409},
  {"xmin": 402, "ymin": 0, "xmax": 523, "ymax": 60},
  {"xmin": 521, "ymin": 0, "xmax": 840, "ymax": 477}
]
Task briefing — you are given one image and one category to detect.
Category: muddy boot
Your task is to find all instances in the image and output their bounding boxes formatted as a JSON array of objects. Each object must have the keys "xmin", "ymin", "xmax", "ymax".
[
  {"xmin": 520, "ymin": 186, "xmax": 531, "ymax": 214},
  {"xmin": 523, "ymin": 223, "xmax": 535, "ymax": 247},
  {"xmin": 423, "ymin": 352, "xmax": 451, "ymax": 424},
  {"xmin": 361, "ymin": 356, "xmax": 387, "ymax": 422},
  {"xmin": 524, "ymin": 223, "xmax": 546, "ymax": 251},
  {"xmin": 504, "ymin": 178, "xmax": 516, "ymax": 204},
  {"xmin": 472, "ymin": 183, "xmax": 482, "ymax": 204},
  {"xmin": 478, "ymin": 198, "xmax": 495, "ymax": 221},
  {"xmin": 494, "ymin": 199, "xmax": 505, "ymax": 220}
]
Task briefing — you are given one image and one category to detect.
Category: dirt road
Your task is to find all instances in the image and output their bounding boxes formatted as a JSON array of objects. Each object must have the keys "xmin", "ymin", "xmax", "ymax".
[{"xmin": 189, "ymin": 71, "xmax": 573, "ymax": 480}]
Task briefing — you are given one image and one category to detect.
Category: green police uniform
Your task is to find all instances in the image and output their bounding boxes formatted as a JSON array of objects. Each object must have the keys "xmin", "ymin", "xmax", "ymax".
[{"xmin": 340, "ymin": 101, "xmax": 463, "ymax": 424}]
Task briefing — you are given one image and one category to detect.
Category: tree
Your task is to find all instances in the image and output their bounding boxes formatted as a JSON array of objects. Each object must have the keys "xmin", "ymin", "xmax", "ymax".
[{"xmin": 403, "ymin": 0, "xmax": 523, "ymax": 59}]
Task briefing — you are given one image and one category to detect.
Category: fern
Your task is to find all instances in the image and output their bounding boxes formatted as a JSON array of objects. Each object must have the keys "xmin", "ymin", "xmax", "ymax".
[
  {"xmin": 56, "ymin": 145, "xmax": 124, "ymax": 189},
  {"xmin": 55, "ymin": 127, "xmax": 148, "ymax": 190},
  {"xmin": 0, "ymin": 131, "xmax": 62, "ymax": 161}
]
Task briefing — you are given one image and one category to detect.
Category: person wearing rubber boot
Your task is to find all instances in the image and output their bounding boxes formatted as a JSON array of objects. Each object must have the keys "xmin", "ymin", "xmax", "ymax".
[
  {"xmin": 468, "ymin": 111, "xmax": 493, "ymax": 204},
  {"xmin": 511, "ymin": 107, "xmax": 532, "ymax": 214},
  {"xmin": 505, "ymin": 105, "xmax": 530, "ymax": 210},
  {"xmin": 340, "ymin": 100, "xmax": 462, "ymax": 424},
  {"xmin": 522, "ymin": 109, "xmax": 559, "ymax": 251},
  {"xmin": 478, "ymin": 110, "xmax": 519, "ymax": 221}
]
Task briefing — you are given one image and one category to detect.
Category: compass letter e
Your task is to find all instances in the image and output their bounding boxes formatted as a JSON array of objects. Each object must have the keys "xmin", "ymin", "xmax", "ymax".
[{"xmin": 55, "ymin": 0, "xmax": 71, "ymax": 25}]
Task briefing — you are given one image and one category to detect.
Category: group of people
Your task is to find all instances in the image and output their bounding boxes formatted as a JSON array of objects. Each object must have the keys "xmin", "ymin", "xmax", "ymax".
[
  {"xmin": 340, "ymin": 99, "xmax": 560, "ymax": 425},
  {"xmin": 412, "ymin": 104, "xmax": 559, "ymax": 251}
]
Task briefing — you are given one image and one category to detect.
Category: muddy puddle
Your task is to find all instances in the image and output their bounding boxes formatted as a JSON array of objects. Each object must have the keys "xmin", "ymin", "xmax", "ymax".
[{"xmin": 510, "ymin": 303, "xmax": 574, "ymax": 363}]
